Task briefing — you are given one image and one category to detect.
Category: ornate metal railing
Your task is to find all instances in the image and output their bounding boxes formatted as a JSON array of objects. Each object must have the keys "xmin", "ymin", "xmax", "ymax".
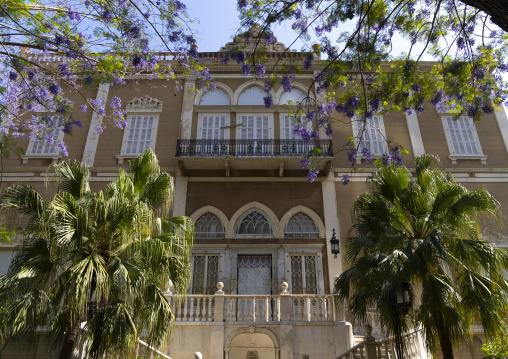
[{"xmin": 175, "ymin": 139, "xmax": 333, "ymax": 158}]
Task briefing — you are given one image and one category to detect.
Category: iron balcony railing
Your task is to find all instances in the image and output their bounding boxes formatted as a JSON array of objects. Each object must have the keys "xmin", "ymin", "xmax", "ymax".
[{"xmin": 175, "ymin": 139, "xmax": 333, "ymax": 158}]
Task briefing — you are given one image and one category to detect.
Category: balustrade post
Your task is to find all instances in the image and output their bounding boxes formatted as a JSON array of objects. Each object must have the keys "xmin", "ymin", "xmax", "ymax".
[
  {"xmin": 213, "ymin": 282, "xmax": 225, "ymax": 322},
  {"xmin": 364, "ymin": 324, "xmax": 378, "ymax": 359},
  {"xmin": 279, "ymin": 282, "xmax": 292, "ymax": 321}
]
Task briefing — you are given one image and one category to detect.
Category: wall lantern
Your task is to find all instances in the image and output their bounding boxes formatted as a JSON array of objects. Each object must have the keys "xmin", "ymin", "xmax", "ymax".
[{"xmin": 330, "ymin": 228, "xmax": 340, "ymax": 258}]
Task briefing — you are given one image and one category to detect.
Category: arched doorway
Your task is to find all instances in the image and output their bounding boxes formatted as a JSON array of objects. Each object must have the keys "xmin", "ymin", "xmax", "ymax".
[{"xmin": 225, "ymin": 327, "xmax": 279, "ymax": 359}]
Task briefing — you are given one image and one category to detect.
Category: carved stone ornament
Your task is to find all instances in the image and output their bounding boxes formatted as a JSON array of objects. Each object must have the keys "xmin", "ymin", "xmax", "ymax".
[
  {"xmin": 482, "ymin": 227, "xmax": 508, "ymax": 248},
  {"xmin": 220, "ymin": 24, "xmax": 287, "ymax": 53},
  {"xmin": 126, "ymin": 95, "xmax": 163, "ymax": 110},
  {"xmin": 246, "ymin": 351, "xmax": 259, "ymax": 359}
]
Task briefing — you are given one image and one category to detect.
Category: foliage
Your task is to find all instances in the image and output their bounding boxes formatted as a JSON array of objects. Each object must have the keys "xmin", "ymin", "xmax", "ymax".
[
  {"xmin": 334, "ymin": 154, "xmax": 508, "ymax": 358},
  {"xmin": 0, "ymin": 149, "xmax": 193, "ymax": 359},
  {"xmin": 0, "ymin": 0, "xmax": 213, "ymax": 154},
  {"xmin": 480, "ymin": 336, "xmax": 508, "ymax": 359}
]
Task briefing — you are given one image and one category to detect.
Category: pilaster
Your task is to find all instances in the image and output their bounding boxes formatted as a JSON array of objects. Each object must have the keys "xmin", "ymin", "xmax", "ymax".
[
  {"xmin": 173, "ymin": 172, "xmax": 188, "ymax": 217},
  {"xmin": 82, "ymin": 83, "xmax": 110, "ymax": 167},
  {"xmin": 321, "ymin": 171, "xmax": 342, "ymax": 291},
  {"xmin": 404, "ymin": 113, "xmax": 425, "ymax": 157},
  {"xmin": 494, "ymin": 107, "xmax": 508, "ymax": 155},
  {"xmin": 179, "ymin": 79, "xmax": 196, "ymax": 140}
]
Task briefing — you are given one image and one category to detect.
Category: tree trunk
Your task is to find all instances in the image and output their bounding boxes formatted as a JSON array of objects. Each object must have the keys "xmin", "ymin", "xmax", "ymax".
[
  {"xmin": 59, "ymin": 322, "xmax": 80, "ymax": 359},
  {"xmin": 459, "ymin": 0, "xmax": 508, "ymax": 33},
  {"xmin": 436, "ymin": 317, "xmax": 455, "ymax": 359}
]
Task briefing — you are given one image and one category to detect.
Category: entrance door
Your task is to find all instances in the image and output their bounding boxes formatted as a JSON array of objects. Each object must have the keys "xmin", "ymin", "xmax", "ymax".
[{"xmin": 237, "ymin": 255, "xmax": 272, "ymax": 295}]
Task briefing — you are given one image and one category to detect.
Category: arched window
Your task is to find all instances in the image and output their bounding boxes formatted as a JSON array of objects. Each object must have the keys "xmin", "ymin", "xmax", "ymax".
[
  {"xmin": 284, "ymin": 212, "xmax": 319, "ymax": 238},
  {"xmin": 238, "ymin": 86, "xmax": 265, "ymax": 105},
  {"xmin": 195, "ymin": 212, "xmax": 225, "ymax": 238},
  {"xmin": 235, "ymin": 210, "xmax": 273, "ymax": 237},
  {"xmin": 279, "ymin": 88, "xmax": 306, "ymax": 105},
  {"xmin": 199, "ymin": 89, "xmax": 231, "ymax": 105}
]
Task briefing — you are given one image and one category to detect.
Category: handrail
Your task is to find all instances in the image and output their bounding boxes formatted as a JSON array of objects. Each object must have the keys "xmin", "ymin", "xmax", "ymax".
[
  {"xmin": 333, "ymin": 340, "xmax": 367, "ymax": 359},
  {"xmin": 137, "ymin": 339, "xmax": 173, "ymax": 359}
]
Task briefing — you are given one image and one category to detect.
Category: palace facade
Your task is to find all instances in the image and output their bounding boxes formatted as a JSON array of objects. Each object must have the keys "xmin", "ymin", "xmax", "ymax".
[{"xmin": 1, "ymin": 33, "xmax": 508, "ymax": 359}]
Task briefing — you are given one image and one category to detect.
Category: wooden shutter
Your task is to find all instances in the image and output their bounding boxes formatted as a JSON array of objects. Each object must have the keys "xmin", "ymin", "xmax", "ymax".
[
  {"xmin": 201, "ymin": 115, "xmax": 226, "ymax": 140},
  {"xmin": 29, "ymin": 116, "xmax": 63, "ymax": 155},
  {"xmin": 124, "ymin": 115, "xmax": 155, "ymax": 155},
  {"xmin": 445, "ymin": 116, "xmax": 480, "ymax": 155}
]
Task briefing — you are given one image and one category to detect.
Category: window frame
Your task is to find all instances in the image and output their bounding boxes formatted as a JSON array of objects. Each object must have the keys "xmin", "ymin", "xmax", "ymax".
[
  {"xmin": 197, "ymin": 113, "xmax": 230, "ymax": 140},
  {"xmin": 117, "ymin": 111, "xmax": 160, "ymax": 164},
  {"xmin": 190, "ymin": 254, "xmax": 220, "ymax": 295},
  {"xmin": 234, "ymin": 209, "xmax": 274, "ymax": 238},
  {"xmin": 194, "ymin": 212, "xmax": 226, "ymax": 239},
  {"xmin": 289, "ymin": 254, "xmax": 318, "ymax": 294},
  {"xmin": 284, "ymin": 212, "xmax": 319, "ymax": 238},
  {"xmin": 441, "ymin": 115, "xmax": 487, "ymax": 164},
  {"xmin": 279, "ymin": 113, "xmax": 310, "ymax": 140},
  {"xmin": 351, "ymin": 115, "xmax": 387, "ymax": 164},
  {"xmin": 22, "ymin": 115, "xmax": 65, "ymax": 164},
  {"xmin": 235, "ymin": 113, "xmax": 274, "ymax": 140}
]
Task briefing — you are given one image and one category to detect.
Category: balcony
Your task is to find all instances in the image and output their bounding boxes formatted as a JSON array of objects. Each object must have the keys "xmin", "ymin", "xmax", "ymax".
[{"xmin": 175, "ymin": 139, "xmax": 334, "ymax": 175}]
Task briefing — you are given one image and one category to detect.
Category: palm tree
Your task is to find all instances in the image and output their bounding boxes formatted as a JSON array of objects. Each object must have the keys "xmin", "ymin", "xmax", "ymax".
[
  {"xmin": 335, "ymin": 154, "xmax": 508, "ymax": 359},
  {"xmin": 0, "ymin": 149, "xmax": 193, "ymax": 359}
]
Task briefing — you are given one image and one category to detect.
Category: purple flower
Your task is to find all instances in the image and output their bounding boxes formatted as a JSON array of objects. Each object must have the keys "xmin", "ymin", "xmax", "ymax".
[
  {"xmin": 109, "ymin": 96, "xmax": 122, "ymax": 109},
  {"xmin": 127, "ymin": 26, "xmax": 141, "ymax": 39},
  {"xmin": 467, "ymin": 105, "xmax": 478, "ymax": 118},
  {"xmin": 362, "ymin": 146, "xmax": 372, "ymax": 163},
  {"xmin": 346, "ymin": 95, "xmax": 359, "ymax": 109},
  {"xmin": 101, "ymin": 8, "xmax": 114, "ymax": 22},
  {"xmin": 282, "ymin": 76, "xmax": 292, "ymax": 92},
  {"xmin": 300, "ymin": 157, "xmax": 311, "ymax": 168},
  {"xmin": 56, "ymin": 105, "xmax": 66, "ymax": 114},
  {"xmin": 347, "ymin": 149, "xmax": 357, "ymax": 163},
  {"xmin": 114, "ymin": 119, "xmax": 128, "ymax": 129},
  {"xmin": 57, "ymin": 141, "xmax": 68, "ymax": 156},
  {"xmin": 238, "ymin": 0, "xmax": 248, "ymax": 8},
  {"xmin": 242, "ymin": 63, "xmax": 251, "ymax": 76},
  {"xmin": 381, "ymin": 154, "xmax": 391, "ymax": 167},
  {"xmin": 306, "ymin": 168, "xmax": 319, "ymax": 183},
  {"xmin": 132, "ymin": 55, "xmax": 147, "ymax": 68},
  {"xmin": 430, "ymin": 90, "xmax": 443, "ymax": 106},
  {"xmin": 80, "ymin": 104, "xmax": 87, "ymax": 113},
  {"xmin": 9, "ymin": 71, "xmax": 17, "ymax": 81},
  {"xmin": 62, "ymin": 122, "xmax": 73, "ymax": 134},
  {"xmin": 263, "ymin": 95, "xmax": 273, "ymax": 108},
  {"xmin": 255, "ymin": 63, "xmax": 265, "ymax": 77},
  {"xmin": 84, "ymin": 75, "xmax": 93, "ymax": 86},
  {"xmin": 306, "ymin": 111, "xmax": 316, "ymax": 121},
  {"xmin": 189, "ymin": 47, "xmax": 198, "ymax": 59},
  {"xmin": 264, "ymin": 81, "xmax": 272, "ymax": 93},
  {"xmin": 341, "ymin": 174, "xmax": 351, "ymax": 185},
  {"xmin": 95, "ymin": 126, "xmax": 104, "ymax": 134},
  {"xmin": 48, "ymin": 82, "xmax": 61, "ymax": 95},
  {"xmin": 303, "ymin": 54, "xmax": 313, "ymax": 70},
  {"xmin": 390, "ymin": 147, "xmax": 402, "ymax": 166},
  {"xmin": 411, "ymin": 84, "xmax": 421, "ymax": 93}
]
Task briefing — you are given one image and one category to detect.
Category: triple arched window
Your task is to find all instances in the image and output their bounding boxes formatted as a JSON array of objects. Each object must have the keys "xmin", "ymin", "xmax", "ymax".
[{"xmin": 235, "ymin": 210, "xmax": 273, "ymax": 237}]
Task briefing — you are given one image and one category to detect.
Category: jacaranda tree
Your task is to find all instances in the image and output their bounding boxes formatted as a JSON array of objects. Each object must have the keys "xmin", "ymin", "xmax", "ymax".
[
  {"xmin": 335, "ymin": 154, "xmax": 508, "ymax": 359},
  {"xmin": 0, "ymin": 149, "xmax": 193, "ymax": 359}
]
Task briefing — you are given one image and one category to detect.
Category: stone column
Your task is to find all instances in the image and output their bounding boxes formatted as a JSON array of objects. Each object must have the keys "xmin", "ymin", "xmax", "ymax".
[
  {"xmin": 494, "ymin": 107, "xmax": 508, "ymax": 155},
  {"xmin": 321, "ymin": 172, "xmax": 342, "ymax": 290},
  {"xmin": 404, "ymin": 113, "xmax": 425, "ymax": 157},
  {"xmin": 173, "ymin": 172, "xmax": 188, "ymax": 217},
  {"xmin": 82, "ymin": 83, "xmax": 110, "ymax": 167},
  {"xmin": 363, "ymin": 324, "xmax": 378, "ymax": 359}
]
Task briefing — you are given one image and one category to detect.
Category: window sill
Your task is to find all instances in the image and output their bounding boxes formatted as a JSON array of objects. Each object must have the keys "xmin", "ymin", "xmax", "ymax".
[
  {"xmin": 21, "ymin": 154, "xmax": 61, "ymax": 165},
  {"xmin": 116, "ymin": 154, "xmax": 141, "ymax": 164},
  {"xmin": 448, "ymin": 155, "xmax": 487, "ymax": 165},
  {"xmin": 355, "ymin": 155, "xmax": 382, "ymax": 165}
]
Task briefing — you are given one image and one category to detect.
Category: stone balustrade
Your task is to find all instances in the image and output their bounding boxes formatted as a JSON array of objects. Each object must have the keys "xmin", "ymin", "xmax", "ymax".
[{"xmin": 165, "ymin": 291, "xmax": 344, "ymax": 323}]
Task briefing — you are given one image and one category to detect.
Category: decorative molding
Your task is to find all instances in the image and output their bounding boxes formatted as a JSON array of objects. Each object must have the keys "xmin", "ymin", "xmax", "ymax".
[
  {"xmin": 220, "ymin": 25, "xmax": 287, "ymax": 54},
  {"xmin": 448, "ymin": 155, "xmax": 488, "ymax": 165},
  {"xmin": 278, "ymin": 205, "xmax": 326, "ymax": 239},
  {"xmin": 224, "ymin": 326, "xmax": 280, "ymax": 355},
  {"xmin": 126, "ymin": 95, "xmax": 163, "ymax": 111}
]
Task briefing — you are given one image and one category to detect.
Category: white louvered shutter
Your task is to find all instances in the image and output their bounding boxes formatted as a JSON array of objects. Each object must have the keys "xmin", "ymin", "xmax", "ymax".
[
  {"xmin": 257, "ymin": 115, "xmax": 270, "ymax": 139},
  {"xmin": 357, "ymin": 115, "xmax": 385, "ymax": 155},
  {"xmin": 282, "ymin": 115, "xmax": 309, "ymax": 140},
  {"xmin": 29, "ymin": 116, "xmax": 63, "ymax": 155},
  {"xmin": 201, "ymin": 115, "xmax": 226, "ymax": 140},
  {"xmin": 445, "ymin": 116, "xmax": 480, "ymax": 155},
  {"xmin": 124, "ymin": 115, "xmax": 155, "ymax": 155}
]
